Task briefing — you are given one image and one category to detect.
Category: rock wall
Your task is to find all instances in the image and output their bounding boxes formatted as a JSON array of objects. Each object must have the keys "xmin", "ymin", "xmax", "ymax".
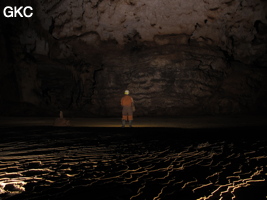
[
  {"xmin": 39, "ymin": 0, "xmax": 267, "ymax": 65},
  {"xmin": 1, "ymin": 0, "xmax": 267, "ymax": 116},
  {"xmin": 92, "ymin": 42, "xmax": 267, "ymax": 116}
]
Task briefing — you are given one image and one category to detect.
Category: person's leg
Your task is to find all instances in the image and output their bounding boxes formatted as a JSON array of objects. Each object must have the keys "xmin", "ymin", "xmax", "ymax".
[
  {"xmin": 122, "ymin": 118, "xmax": 126, "ymax": 127},
  {"xmin": 128, "ymin": 115, "xmax": 133, "ymax": 127},
  {"xmin": 122, "ymin": 107, "xmax": 128, "ymax": 127},
  {"xmin": 125, "ymin": 107, "xmax": 133, "ymax": 127},
  {"xmin": 123, "ymin": 107, "xmax": 133, "ymax": 127},
  {"xmin": 129, "ymin": 119, "xmax": 133, "ymax": 127}
]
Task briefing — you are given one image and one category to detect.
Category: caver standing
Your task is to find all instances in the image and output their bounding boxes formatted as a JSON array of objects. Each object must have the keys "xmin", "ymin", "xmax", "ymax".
[{"xmin": 121, "ymin": 90, "xmax": 135, "ymax": 127}]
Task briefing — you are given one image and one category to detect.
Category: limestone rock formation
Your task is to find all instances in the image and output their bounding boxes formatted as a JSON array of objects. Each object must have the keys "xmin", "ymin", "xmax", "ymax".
[{"xmin": 1, "ymin": 0, "xmax": 267, "ymax": 116}]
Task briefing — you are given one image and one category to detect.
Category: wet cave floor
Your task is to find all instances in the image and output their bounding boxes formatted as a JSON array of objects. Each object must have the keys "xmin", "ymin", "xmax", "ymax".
[{"xmin": 0, "ymin": 118, "xmax": 267, "ymax": 200}]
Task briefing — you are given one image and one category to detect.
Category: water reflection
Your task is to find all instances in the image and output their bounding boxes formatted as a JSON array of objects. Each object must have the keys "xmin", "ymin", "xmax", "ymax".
[{"xmin": 0, "ymin": 128, "xmax": 266, "ymax": 200}]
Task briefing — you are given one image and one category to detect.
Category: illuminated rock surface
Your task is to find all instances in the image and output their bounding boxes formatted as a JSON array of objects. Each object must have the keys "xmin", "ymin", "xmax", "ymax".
[{"xmin": 0, "ymin": 0, "xmax": 267, "ymax": 116}]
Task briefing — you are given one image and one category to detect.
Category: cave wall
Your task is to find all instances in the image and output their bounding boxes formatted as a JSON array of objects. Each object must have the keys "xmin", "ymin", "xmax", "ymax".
[
  {"xmin": 92, "ymin": 43, "xmax": 267, "ymax": 116},
  {"xmin": 1, "ymin": 0, "xmax": 267, "ymax": 116}
]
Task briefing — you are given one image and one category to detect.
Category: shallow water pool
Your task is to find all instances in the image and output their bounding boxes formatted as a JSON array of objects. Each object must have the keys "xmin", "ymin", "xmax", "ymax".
[{"xmin": 0, "ymin": 127, "xmax": 267, "ymax": 200}]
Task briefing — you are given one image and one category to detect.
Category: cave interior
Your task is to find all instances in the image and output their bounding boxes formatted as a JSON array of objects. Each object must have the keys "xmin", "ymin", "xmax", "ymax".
[{"xmin": 1, "ymin": 0, "xmax": 267, "ymax": 119}]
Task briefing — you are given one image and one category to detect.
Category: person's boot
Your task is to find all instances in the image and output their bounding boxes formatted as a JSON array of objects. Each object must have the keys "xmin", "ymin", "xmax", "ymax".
[
  {"xmin": 129, "ymin": 120, "xmax": 133, "ymax": 128},
  {"xmin": 122, "ymin": 120, "xmax": 126, "ymax": 128}
]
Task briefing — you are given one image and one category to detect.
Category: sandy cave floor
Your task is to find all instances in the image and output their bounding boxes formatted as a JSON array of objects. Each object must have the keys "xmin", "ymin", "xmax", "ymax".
[{"xmin": 0, "ymin": 115, "xmax": 266, "ymax": 128}]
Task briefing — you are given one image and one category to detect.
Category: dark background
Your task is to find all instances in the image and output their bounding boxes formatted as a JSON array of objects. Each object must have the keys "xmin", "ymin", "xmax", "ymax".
[{"xmin": 1, "ymin": 0, "xmax": 267, "ymax": 118}]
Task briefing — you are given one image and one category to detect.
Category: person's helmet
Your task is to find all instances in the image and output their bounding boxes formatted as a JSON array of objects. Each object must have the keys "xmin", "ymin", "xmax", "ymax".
[{"xmin": 124, "ymin": 90, "xmax": 130, "ymax": 95}]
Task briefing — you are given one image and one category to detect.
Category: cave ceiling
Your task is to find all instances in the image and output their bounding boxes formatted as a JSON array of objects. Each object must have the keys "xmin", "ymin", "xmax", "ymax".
[{"xmin": 0, "ymin": 0, "xmax": 267, "ymax": 116}]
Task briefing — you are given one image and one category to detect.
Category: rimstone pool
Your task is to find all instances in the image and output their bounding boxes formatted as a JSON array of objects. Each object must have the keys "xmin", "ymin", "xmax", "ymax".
[{"xmin": 0, "ymin": 124, "xmax": 267, "ymax": 200}]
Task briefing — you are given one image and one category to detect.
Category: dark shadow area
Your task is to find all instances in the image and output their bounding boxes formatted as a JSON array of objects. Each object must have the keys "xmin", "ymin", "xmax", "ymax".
[{"xmin": 1, "ymin": 126, "xmax": 267, "ymax": 200}]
